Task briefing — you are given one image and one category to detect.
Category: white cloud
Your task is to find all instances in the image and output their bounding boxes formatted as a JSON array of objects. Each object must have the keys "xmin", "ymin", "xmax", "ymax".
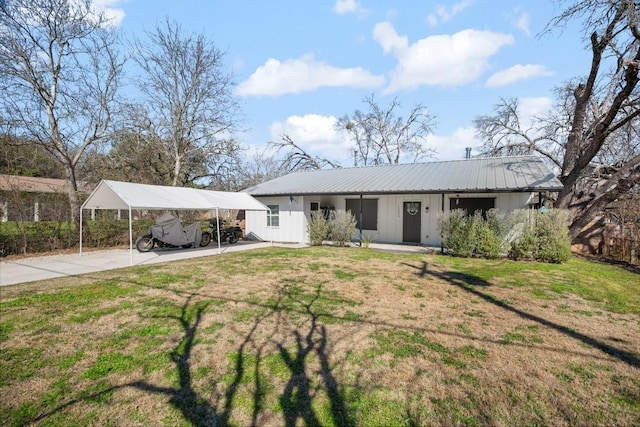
[
  {"xmin": 91, "ymin": 0, "xmax": 125, "ymax": 26},
  {"xmin": 519, "ymin": 97, "xmax": 553, "ymax": 129},
  {"xmin": 513, "ymin": 12, "xmax": 531, "ymax": 36},
  {"xmin": 429, "ymin": 127, "xmax": 480, "ymax": 161},
  {"xmin": 270, "ymin": 114, "xmax": 350, "ymax": 162},
  {"xmin": 428, "ymin": 0, "xmax": 473, "ymax": 26},
  {"xmin": 372, "ymin": 22, "xmax": 514, "ymax": 92},
  {"xmin": 485, "ymin": 64, "xmax": 552, "ymax": 87},
  {"xmin": 237, "ymin": 53, "xmax": 385, "ymax": 97},
  {"xmin": 334, "ymin": 0, "xmax": 358, "ymax": 15}
]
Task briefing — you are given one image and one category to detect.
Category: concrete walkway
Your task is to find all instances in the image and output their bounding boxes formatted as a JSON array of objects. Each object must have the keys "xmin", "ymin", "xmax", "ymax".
[{"xmin": 0, "ymin": 241, "xmax": 431, "ymax": 287}]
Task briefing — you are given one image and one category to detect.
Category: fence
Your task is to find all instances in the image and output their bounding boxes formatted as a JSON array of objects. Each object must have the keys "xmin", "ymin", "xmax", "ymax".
[{"xmin": 603, "ymin": 236, "xmax": 639, "ymax": 265}]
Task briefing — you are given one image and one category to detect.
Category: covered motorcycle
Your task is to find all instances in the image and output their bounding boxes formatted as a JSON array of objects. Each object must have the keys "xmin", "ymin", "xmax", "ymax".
[{"xmin": 136, "ymin": 213, "xmax": 210, "ymax": 252}]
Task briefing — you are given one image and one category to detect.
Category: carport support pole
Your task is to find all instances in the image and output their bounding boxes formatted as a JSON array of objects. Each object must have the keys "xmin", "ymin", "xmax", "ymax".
[
  {"xmin": 216, "ymin": 207, "xmax": 221, "ymax": 255},
  {"xmin": 79, "ymin": 208, "xmax": 84, "ymax": 256},
  {"xmin": 129, "ymin": 206, "xmax": 133, "ymax": 266}
]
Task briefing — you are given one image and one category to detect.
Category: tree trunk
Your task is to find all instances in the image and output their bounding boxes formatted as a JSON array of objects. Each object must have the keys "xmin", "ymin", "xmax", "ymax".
[{"xmin": 64, "ymin": 164, "xmax": 80, "ymax": 223}]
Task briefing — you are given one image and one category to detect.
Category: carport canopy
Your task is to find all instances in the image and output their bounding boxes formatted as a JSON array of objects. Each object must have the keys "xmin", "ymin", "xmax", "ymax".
[{"xmin": 80, "ymin": 180, "xmax": 269, "ymax": 264}]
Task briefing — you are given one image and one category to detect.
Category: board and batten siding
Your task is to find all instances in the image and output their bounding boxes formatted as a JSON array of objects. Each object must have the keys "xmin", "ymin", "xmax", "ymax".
[{"xmin": 245, "ymin": 192, "xmax": 535, "ymax": 245}]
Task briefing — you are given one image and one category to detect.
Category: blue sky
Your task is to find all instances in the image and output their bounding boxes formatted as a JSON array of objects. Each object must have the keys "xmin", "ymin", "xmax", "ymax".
[{"xmin": 97, "ymin": 0, "xmax": 589, "ymax": 163}]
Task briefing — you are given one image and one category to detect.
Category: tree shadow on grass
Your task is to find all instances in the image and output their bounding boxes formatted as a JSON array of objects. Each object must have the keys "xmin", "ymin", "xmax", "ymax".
[
  {"xmin": 274, "ymin": 283, "xmax": 355, "ymax": 427},
  {"xmin": 403, "ymin": 260, "xmax": 640, "ymax": 369},
  {"xmin": 29, "ymin": 280, "xmax": 358, "ymax": 427}
]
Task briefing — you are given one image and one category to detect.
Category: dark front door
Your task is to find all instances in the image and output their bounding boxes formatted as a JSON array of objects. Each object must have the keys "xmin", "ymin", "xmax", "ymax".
[{"xmin": 403, "ymin": 202, "xmax": 421, "ymax": 243}]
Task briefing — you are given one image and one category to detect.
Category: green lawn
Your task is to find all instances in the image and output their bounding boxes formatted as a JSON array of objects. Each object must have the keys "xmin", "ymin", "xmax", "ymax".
[{"xmin": 1, "ymin": 247, "xmax": 639, "ymax": 426}]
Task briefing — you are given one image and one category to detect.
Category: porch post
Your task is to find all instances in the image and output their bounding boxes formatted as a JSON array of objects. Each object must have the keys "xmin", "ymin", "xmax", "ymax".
[
  {"xmin": 441, "ymin": 193, "xmax": 445, "ymax": 254},
  {"xmin": 359, "ymin": 194, "xmax": 363, "ymax": 245}
]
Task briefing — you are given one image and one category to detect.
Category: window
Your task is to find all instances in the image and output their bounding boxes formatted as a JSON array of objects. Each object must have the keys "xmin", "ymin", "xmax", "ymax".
[
  {"xmin": 449, "ymin": 197, "xmax": 495, "ymax": 218},
  {"xmin": 346, "ymin": 198, "xmax": 378, "ymax": 230},
  {"xmin": 267, "ymin": 205, "xmax": 279, "ymax": 227}
]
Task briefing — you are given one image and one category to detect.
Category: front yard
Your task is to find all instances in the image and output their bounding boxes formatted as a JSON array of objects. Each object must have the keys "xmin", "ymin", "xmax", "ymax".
[{"xmin": 1, "ymin": 247, "xmax": 639, "ymax": 426}]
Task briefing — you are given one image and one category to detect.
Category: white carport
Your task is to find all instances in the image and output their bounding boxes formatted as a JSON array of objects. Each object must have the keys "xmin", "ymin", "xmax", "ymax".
[{"xmin": 80, "ymin": 180, "xmax": 269, "ymax": 265}]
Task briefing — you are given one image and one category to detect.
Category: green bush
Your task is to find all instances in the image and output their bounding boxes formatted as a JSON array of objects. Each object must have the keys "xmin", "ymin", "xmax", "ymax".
[
  {"xmin": 533, "ymin": 209, "xmax": 572, "ymax": 263},
  {"xmin": 438, "ymin": 209, "xmax": 508, "ymax": 258},
  {"xmin": 328, "ymin": 210, "xmax": 357, "ymax": 247},
  {"xmin": 307, "ymin": 211, "xmax": 329, "ymax": 246},
  {"xmin": 0, "ymin": 218, "xmax": 155, "ymax": 256},
  {"xmin": 438, "ymin": 209, "xmax": 474, "ymax": 257},
  {"xmin": 510, "ymin": 209, "xmax": 572, "ymax": 263},
  {"xmin": 474, "ymin": 213, "xmax": 502, "ymax": 259},
  {"xmin": 438, "ymin": 208, "xmax": 570, "ymax": 263}
]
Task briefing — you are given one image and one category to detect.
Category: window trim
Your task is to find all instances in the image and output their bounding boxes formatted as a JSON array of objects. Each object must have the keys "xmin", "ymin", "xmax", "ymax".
[{"xmin": 266, "ymin": 204, "xmax": 280, "ymax": 228}]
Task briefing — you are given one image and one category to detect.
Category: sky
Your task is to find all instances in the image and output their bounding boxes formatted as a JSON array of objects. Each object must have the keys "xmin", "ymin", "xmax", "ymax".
[{"xmin": 95, "ymin": 0, "xmax": 590, "ymax": 164}]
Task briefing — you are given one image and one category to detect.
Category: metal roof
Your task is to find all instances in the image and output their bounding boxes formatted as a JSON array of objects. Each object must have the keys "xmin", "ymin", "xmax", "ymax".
[{"xmin": 244, "ymin": 156, "xmax": 563, "ymax": 196}]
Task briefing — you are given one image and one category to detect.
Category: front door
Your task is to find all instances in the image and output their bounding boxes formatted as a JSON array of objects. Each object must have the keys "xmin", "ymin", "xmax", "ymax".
[{"xmin": 403, "ymin": 201, "xmax": 421, "ymax": 243}]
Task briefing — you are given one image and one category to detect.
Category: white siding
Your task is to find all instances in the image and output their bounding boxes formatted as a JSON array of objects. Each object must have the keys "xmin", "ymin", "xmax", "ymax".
[
  {"xmin": 245, "ymin": 196, "xmax": 309, "ymax": 243},
  {"xmin": 247, "ymin": 192, "xmax": 536, "ymax": 246}
]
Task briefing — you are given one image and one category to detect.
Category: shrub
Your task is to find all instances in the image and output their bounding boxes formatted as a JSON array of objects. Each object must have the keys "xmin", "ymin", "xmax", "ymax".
[
  {"xmin": 438, "ymin": 209, "xmax": 474, "ymax": 257},
  {"xmin": 534, "ymin": 209, "xmax": 572, "ymax": 263},
  {"xmin": 360, "ymin": 233, "xmax": 373, "ymax": 249},
  {"xmin": 438, "ymin": 209, "xmax": 508, "ymax": 258},
  {"xmin": 474, "ymin": 214, "xmax": 502, "ymax": 259},
  {"xmin": 509, "ymin": 208, "xmax": 572, "ymax": 263},
  {"xmin": 328, "ymin": 210, "xmax": 357, "ymax": 247},
  {"xmin": 438, "ymin": 207, "xmax": 572, "ymax": 263},
  {"xmin": 307, "ymin": 211, "xmax": 329, "ymax": 246}
]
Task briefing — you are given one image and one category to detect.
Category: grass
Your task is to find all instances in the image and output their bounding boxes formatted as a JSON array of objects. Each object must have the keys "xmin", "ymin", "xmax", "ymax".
[{"xmin": 1, "ymin": 246, "xmax": 639, "ymax": 426}]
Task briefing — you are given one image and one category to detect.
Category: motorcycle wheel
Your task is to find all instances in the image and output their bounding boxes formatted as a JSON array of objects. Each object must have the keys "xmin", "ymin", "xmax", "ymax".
[
  {"xmin": 200, "ymin": 232, "xmax": 212, "ymax": 247},
  {"xmin": 136, "ymin": 235, "xmax": 154, "ymax": 252},
  {"xmin": 228, "ymin": 234, "xmax": 239, "ymax": 244}
]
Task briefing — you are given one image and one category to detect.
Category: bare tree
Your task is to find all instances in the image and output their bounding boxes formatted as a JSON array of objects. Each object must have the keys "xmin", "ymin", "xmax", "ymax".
[
  {"xmin": 474, "ymin": 97, "xmax": 566, "ymax": 167},
  {"xmin": 0, "ymin": 0, "xmax": 125, "ymax": 220},
  {"xmin": 474, "ymin": 0, "xmax": 640, "ymax": 239},
  {"xmin": 271, "ymin": 133, "xmax": 341, "ymax": 173},
  {"xmin": 130, "ymin": 19, "xmax": 241, "ymax": 187},
  {"xmin": 335, "ymin": 94, "xmax": 435, "ymax": 166}
]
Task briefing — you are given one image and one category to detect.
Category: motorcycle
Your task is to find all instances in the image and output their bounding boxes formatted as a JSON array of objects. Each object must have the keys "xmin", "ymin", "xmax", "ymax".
[
  {"xmin": 209, "ymin": 217, "xmax": 242, "ymax": 244},
  {"xmin": 136, "ymin": 213, "xmax": 212, "ymax": 252}
]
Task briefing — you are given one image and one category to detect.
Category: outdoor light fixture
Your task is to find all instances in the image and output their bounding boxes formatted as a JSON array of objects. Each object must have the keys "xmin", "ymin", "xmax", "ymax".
[
  {"xmin": 289, "ymin": 195, "xmax": 295, "ymax": 204},
  {"xmin": 425, "ymin": 206, "xmax": 429, "ymax": 213}
]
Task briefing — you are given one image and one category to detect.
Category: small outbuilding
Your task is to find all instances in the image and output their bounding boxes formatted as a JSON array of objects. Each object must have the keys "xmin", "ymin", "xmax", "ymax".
[{"xmin": 243, "ymin": 155, "xmax": 564, "ymax": 246}]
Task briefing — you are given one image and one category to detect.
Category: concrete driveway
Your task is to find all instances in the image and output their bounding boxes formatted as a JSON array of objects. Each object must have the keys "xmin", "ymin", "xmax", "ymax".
[
  {"xmin": 0, "ymin": 241, "xmax": 287, "ymax": 287},
  {"xmin": 0, "ymin": 241, "xmax": 431, "ymax": 287}
]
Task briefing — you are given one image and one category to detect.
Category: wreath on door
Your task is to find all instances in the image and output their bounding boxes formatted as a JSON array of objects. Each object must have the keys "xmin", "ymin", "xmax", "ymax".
[{"xmin": 406, "ymin": 202, "xmax": 419, "ymax": 216}]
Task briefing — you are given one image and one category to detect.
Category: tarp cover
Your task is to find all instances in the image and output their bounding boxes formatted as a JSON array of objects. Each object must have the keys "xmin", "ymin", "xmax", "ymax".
[
  {"xmin": 82, "ymin": 180, "xmax": 269, "ymax": 211},
  {"xmin": 149, "ymin": 213, "xmax": 202, "ymax": 247}
]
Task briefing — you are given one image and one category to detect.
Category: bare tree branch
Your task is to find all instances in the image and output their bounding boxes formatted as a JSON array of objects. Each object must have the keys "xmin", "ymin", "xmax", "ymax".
[
  {"xmin": 271, "ymin": 134, "xmax": 340, "ymax": 173},
  {"xmin": 336, "ymin": 94, "xmax": 435, "ymax": 166}
]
